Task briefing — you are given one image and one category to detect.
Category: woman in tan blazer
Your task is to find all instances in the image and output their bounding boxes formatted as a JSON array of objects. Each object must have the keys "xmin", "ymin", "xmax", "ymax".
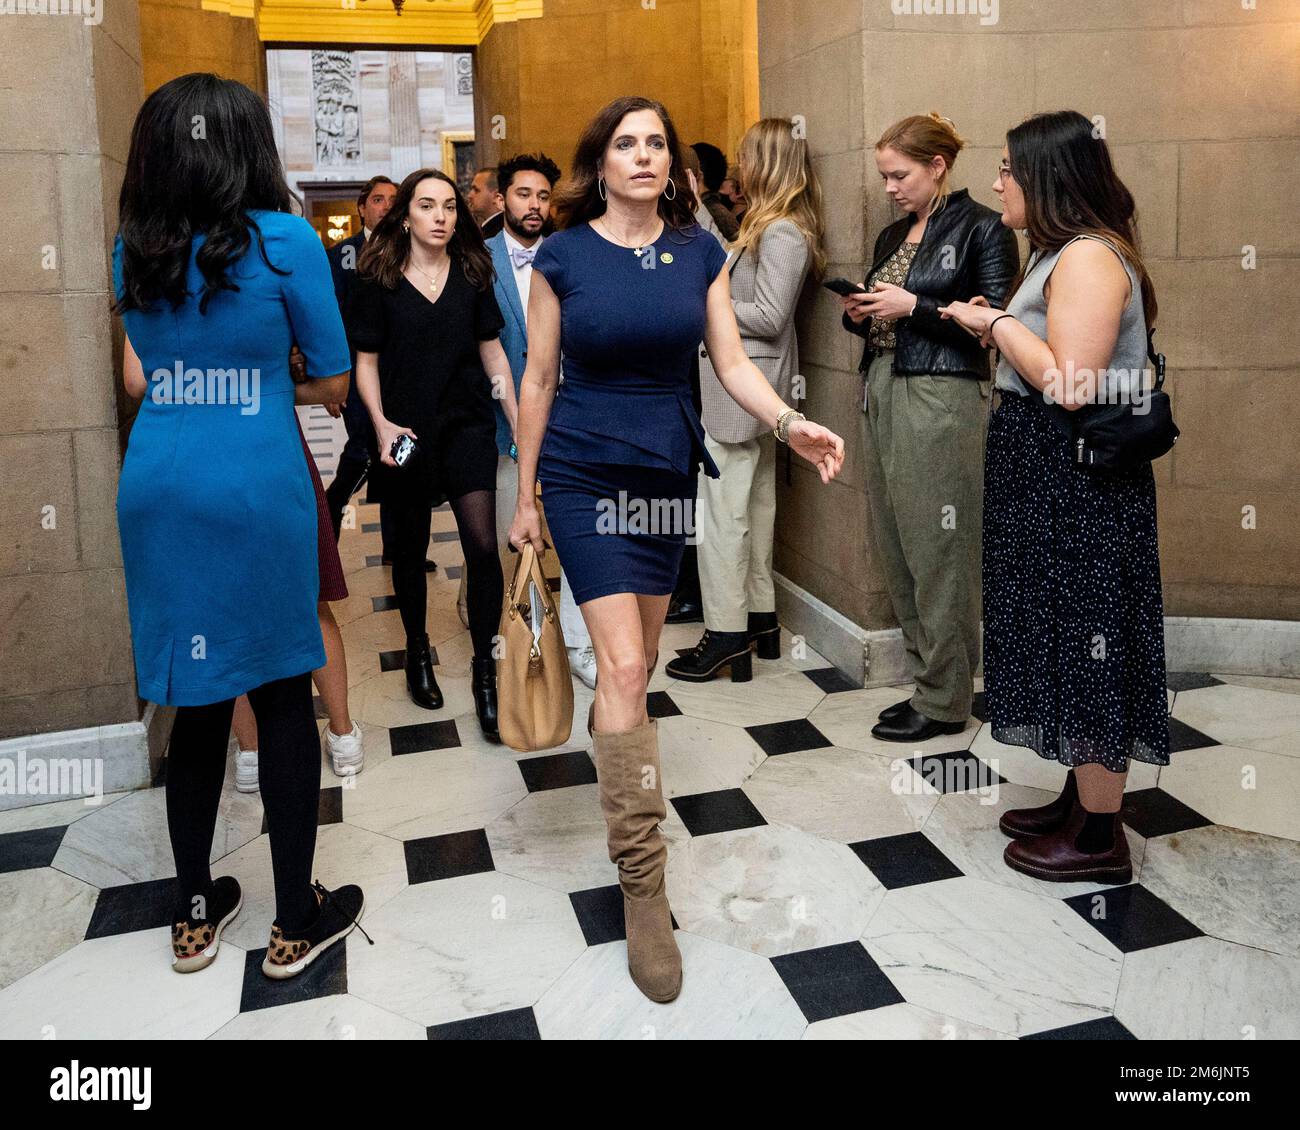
[{"xmin": 668, "ymin": 118, "xmax": 827, "ymax": 682}]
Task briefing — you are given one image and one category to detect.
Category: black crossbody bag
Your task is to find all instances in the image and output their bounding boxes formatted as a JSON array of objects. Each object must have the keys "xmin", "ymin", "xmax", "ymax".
[{"xmin": 1040, "ymin": 328, "xmax": 1180, "ymax": 475}]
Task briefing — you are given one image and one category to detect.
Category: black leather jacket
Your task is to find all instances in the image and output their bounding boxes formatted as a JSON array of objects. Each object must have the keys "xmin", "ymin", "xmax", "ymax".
[{"xmin": 842, "ymin": 189, "xmax": 1019, "ymax": 378}]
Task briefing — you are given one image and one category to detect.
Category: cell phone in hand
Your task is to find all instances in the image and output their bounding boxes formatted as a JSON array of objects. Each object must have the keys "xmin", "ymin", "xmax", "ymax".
[
  {"xmin": 823, "ymin": 277, "xmax": 869, "ymax": 298},
  {"xmin": 390, "ymin": 434, "xmax": 417, "ymax": 467}
]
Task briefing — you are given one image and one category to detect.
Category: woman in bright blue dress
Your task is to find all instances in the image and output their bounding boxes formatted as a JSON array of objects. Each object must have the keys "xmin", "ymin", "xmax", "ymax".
[
  {"xmin": 508, "ymin": 96, "xmax": 846, "ymax": 1003},
  {"xmin": 113, "ymin": 74, "xmax": 365, "ymax": 980}
]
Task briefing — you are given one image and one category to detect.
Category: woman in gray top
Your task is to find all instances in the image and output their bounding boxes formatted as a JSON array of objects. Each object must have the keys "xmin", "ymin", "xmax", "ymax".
[{"xmin": 941, "ymin": 110, "xmax": 1169, "ymax": 886}]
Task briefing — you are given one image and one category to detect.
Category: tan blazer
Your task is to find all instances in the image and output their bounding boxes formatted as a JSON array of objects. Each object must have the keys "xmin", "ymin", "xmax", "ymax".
[{"xmin": 697, "ymin": 216, "xmax": 810, "ymax": 444}]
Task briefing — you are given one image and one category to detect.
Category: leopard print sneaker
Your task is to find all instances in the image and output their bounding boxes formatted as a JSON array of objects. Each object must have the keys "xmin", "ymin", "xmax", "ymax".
[
  {"xmin": 171, "ymin": 876, "xmax": 243, "ymax": 974},
  {"xmin": 261, "ymin": 880, "xmax": 369, "ymax": 980}
]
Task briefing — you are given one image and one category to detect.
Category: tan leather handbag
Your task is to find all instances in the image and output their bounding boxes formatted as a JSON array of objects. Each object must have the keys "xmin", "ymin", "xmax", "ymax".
[{"xmin": 497, "ymin": 543, "xmax": 573, "ymax": 752}]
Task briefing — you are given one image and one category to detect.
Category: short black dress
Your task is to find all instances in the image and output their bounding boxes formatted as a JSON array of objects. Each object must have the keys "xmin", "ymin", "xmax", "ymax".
[{"xmin": 347, "ymin": 259, "xmax": 505, "ymax": 507}]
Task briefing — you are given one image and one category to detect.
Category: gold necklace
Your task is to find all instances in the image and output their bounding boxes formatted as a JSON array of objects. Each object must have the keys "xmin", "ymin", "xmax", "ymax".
[
  {"xmin": 596, "ymin": 216, "xmax": 662, "ymax": 258},
  {"xmin": 409, "ymin": 257, "xmax": 450, "ymax": 293}
]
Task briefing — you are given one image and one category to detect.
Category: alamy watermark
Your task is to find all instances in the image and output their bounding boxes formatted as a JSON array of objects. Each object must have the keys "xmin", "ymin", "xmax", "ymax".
[
  {"xmin": 596, "ymin": 490, "xmax": 696, "ymax": 537},
  {"xmin": 1, "ymin": 752, "xmax": 104, "ymax": 805},
  {"xmin": 891, "ymin": 0, "xmax": 1000, "ymax": 27},
  {"xmin": 0, "ymin": 0, "xmax": 102, "ymax": 25},
  {"xmin": 150, "ymin": 362, "xmax": 261, "ymax": 415},
  {"xmin": 1041, "ymin": 363, "xmax": 1156, "ymax": 414}
]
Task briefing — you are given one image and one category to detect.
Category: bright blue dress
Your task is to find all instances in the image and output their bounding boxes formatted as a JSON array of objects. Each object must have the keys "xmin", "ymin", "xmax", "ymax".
[
  {"xmin": 112, "ymin": 211, "xmax": 351, "ymax": 706},
  {"xmin": 532, "ymin": 222, "xmax": 726, "ymax": 604}
]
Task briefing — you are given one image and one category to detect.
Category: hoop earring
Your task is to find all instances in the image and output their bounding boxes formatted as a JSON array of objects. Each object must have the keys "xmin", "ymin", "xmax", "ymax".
[
  {"xmin": 597, "ymin": 176, "xmax": 607, "ymax": 202},
  {"xmin": 662, "ymin": 178, "xmax": 677, "ymax": 201}
]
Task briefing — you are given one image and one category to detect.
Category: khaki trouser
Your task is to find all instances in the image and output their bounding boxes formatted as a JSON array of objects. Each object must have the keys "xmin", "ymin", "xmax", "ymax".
[
  {"xmin": 861, "ymin": 350, "xmax": 986, "ymax": 722},
  {"xmin": 696, "ymin": 432, "xmax": 777, "ymax": 634}
]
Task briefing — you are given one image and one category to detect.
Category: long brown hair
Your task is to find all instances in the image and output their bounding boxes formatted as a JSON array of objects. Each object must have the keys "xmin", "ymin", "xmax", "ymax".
[
  {"xmin": 732, "ymin": 118, "xmax": 827, "ymax": 280},
  {"xmin": 357, "ymin": 168, "xmax": 494, "ymax": 291},
  {"xmin": 550, "ymin": 96, "xmax": 697, "ymax": 232},
  {"xmin": 1006, "ymin": 110, "xmax": 1157, "ymax": 325},
  {"xmin": 875, "ymin": 112, "xmax": 966, "ymax": 218}
]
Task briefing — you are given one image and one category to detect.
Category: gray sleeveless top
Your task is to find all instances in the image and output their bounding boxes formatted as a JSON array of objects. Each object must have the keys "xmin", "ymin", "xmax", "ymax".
[{"xmin": 995, "ymin": 235, "xmax": 1149, "ymax": 400}]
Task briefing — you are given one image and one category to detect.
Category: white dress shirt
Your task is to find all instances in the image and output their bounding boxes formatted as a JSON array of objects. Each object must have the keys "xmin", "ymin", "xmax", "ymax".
[{"xmin": 502, "ymin": 228, "xmax": 544, "ymax": 327}]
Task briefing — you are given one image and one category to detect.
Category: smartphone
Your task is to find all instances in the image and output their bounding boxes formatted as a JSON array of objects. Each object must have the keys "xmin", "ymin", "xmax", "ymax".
[
  {"xmin": 391, "ymin": 434, "xmax": 417, "ymax": 467},
  {"xmin": 823, "ymin": 277, "xmax": 868, "ymax": 298}
]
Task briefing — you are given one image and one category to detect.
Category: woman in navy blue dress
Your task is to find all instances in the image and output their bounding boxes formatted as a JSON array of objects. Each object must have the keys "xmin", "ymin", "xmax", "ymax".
[
  {"xmin": 509, "ymin": 96, "xmax": 845, "ymax": 1002},
  {"xmin": 114, "ymin": 74, "xmax": 365, "ymax": 979}
]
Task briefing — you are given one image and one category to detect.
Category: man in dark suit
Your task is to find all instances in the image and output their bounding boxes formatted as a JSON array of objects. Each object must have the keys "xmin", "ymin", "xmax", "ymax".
[{"xmin": 467, "ymin": 167, "xmax": 505, "ymax": 238}]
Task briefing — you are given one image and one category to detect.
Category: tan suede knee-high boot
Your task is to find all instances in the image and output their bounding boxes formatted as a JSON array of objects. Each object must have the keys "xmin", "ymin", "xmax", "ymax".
[{"xmin": 591, "ymin": 715, "xmax": 681, "ymax": 1002}]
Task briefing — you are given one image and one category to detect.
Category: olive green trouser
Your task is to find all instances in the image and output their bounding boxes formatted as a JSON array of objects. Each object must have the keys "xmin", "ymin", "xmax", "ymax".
[{"xmin": 860, "ymin": 350, "xmax": 987, "ymax": 723}]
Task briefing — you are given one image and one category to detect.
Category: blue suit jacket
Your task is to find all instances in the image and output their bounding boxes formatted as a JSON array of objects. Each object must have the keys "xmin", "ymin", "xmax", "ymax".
[{"xmin": 486, "ymin": 230, "xmax": 530, "ymax": 456}]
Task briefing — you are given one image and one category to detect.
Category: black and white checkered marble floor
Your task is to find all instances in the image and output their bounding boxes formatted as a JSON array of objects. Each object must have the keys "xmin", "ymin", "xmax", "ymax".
[{"xmin": 2, "ymin": 456, "xmax": 1298, "ymax": 1038}]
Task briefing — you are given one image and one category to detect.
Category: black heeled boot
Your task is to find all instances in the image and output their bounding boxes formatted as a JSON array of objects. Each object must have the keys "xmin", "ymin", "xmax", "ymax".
[
  {"xmin": 471, "ymin": 656, "xmax": 500, "ymax": 743},
  {"xmin": 404, "ymin": 633, "xmax": 443, "ymax": 710},
  {"xmin": 665, "ymin": 630, "xmax": 752, "ymax": 683},
  {"xmin": 747, "ymin": 611, "xmax": 780, "ymax": 660}
]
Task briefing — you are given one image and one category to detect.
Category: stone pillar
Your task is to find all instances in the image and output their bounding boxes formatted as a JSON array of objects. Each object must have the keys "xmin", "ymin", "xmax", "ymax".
[{"xmin": 0, "ymin": 5, "xmax": 163, "ymax": 810}]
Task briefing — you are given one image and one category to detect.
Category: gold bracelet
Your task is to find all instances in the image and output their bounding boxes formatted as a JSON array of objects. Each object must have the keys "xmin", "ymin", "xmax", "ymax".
[{"xmin": 774, "ymin": 408, "xmax": 806, "ymax": 444}]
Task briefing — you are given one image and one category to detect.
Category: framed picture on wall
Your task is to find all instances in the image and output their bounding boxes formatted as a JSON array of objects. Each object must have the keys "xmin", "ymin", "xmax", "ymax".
[{"xmin": 441, "ymin": 131, "xmax": 476, "ymax": 193}]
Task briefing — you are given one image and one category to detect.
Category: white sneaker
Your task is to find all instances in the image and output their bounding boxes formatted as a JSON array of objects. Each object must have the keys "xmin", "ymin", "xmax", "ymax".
[
  {"xmin": 234, "ymin": 748, "xmax": 259, "ymax": 793},
  {"xmin": 568, "ymin": 645, "xmax": 598, "ymax": 690},
  {"xmin": 324, "ymin": 721, "xmax": 364, "ymax": 777}
]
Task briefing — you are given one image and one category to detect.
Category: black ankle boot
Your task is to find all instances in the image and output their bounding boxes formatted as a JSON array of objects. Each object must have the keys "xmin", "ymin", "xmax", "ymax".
[
  {"xmin": 747, "ymin": 611, "xmax": 780, "ymax": 660},
  {"xmin": 665, "ymin": 629, "xmax": 752, "ymax": 683},
  {"xmin": 471, "ymin": 656, "xmax": 500, "ymax": 742},
  {"xmin": 404, "ymin": 633, "xmax": 443, "ymax": 710}
]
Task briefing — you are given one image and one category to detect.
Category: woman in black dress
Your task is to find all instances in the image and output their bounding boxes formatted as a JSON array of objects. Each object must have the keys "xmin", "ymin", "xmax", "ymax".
[{"xmin": 350, "ymin": 169, "xmax": 518, "ymax": 739}]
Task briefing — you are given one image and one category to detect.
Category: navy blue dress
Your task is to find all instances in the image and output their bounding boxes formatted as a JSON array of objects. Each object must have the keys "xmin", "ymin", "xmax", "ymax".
[{"xmin": 533, "ymin": 222, "xmax": 727, "ymax": 604}]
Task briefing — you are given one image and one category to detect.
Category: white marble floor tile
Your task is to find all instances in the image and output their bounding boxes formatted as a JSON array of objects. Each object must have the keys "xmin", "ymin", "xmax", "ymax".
[
  {"xmin": 0, "ymin": 867, "xmax": 99, "ymax": 991},
  {"xmin": 665, "ymin": 669, "xmax": 828, "ymax": 727},
  {"xmin": 0, "ymin": 791, "xmax": 129, "ymax": 835},
  {"xmin": 1212, "ymin": 673, "xmax": 1300, "ymax": 698},
  {"xmin": 533, "ymin": 931, "xmax": 807, "ymax": 1040},
  {"xmin": 342, "ymin": 744, "xmax": 527, "ymax": 842},
  {"xmin": 667, "ymin": 824, "xmax": 885, "ymax": 957},
  {"xmin": 213, "ymin": 821, "xmax": 409, "ymax": 951},
  {"xmin": 1159, "ymin": 744, "xmax": 1300, "ymax": 841},
  {"xmin": 1173, "ymin": 683, "xmax": 1300, "ymax": 757},
  {"xmin": 52, "ymin": 783, "xmax": 264, "ymax": 890},
  {"xmin": 804, "ymin": 1001, "xmax": 1014, "ymax": 1040},
  {"xmin": 861, "ymin": 876, "xmax": 1123, "ymax": 1037},
  {"xmin": 1115, "ymin": 936, "xmax": 1300, "ymax": 1039},
  {"xmin": 743, "ymin": 745, "xmax": 940, "ymax": 843},
  {"xmin": 1139, "ymin": 825, "xmax": 1300, "ymax": 958},
  {"xmin": 349, "ymin": 668, "xmax": 477, "ymax": 732},
  {"xmin": 485, "ymin": 783, "xmax": 618, "ymax": 894},
  {"xmin": 346, "ymin": 871, "xmax": 587, "ymax": 1027},
  {"xmin": 920, "ymin": 785, "xmax": 1147, "ymax": 899},
  {"xmin": 809, "ymin": 687, "xmax": 979, "ymax": 756},
  {"xmin": 0, "ymin": 927, "xmax": 243, "ymax": 1040},
  {"xmin": 968, "ymin": 724, "xmax": 1161, "ymax": 791},
  {"xmin": 210, "ymin": 993, "xmax": 425, "ymax": 1040},
  {"xmin": 656, "ymin": 712, "xmax": 767, "ymax": 796}
]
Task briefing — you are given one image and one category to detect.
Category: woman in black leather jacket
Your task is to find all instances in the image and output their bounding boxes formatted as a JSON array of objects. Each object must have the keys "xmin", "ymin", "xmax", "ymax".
[{"xmin": 840, "ymin": 112, "xmax": 1018, "ymax": 743}]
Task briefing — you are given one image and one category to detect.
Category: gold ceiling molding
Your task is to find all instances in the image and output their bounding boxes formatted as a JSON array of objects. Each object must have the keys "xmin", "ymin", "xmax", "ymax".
[{"xmin": 201, "ymin": 0, "xmax": 543, "ymax": 45}]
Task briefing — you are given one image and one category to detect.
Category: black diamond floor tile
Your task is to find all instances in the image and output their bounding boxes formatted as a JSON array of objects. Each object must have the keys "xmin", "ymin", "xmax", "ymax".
[
  {"xmin": 377, "ymin": 645, "xmax": 438, "ymax": 671},
  {"xmin": 262, "ymin": 787, "xmax": 341, "ymax": 835},
  {"xmin": 404, "ymin": 829, "xmax": 495, "ymax": 884},
  {"xmin": 1167, "ymin": 716, "xmax": 1220, "ymax": 752},
  {"xmin": 671, "ymin": 788, "xmax": 767, "ymax": 836},
  {"xmin": 517, "ymin": 750, "xmax": 598, "ymax": 792},
  {"xmin": 0, "ymin": 823, "xmax": 67, "ymax": 873},
  {"xmin": 771, "ymin": 941, "xmax": 904, "ymax": 1023},
  {"xmin": 745, "ymin": 718, "xmax": 832, "ymax": 757},
  {"xmin": 444, "ymin": 564, "xmax": 463, "ymax": 579},
  {"xmin": 239, "ymin": 942, "xmax": 348, "ymax": 1013},
  {"xmin": 365, "ymin": 554, "xmax": 384, "ymax": 567},
  {"xmin": 85, "ymin": 877, "xmax": 178, "ymax": 940},
  {"xmin": 849, "ymin": 832, "xmax": 963, "ymax": 889},
  {"xmin": 1063, "ymin": 884, "xmax": 1204, "ymax": 954},
  {"xmin": 569, "ymin": 884, "xmax": 678, "ymax": 947},
  {"xmin": 1165, "ymin": 672, "xmax": 1224, "ymax": 693},
  {"xmin": 646, "ymin": 690, "xmax": 682, "ymax": 719},
  {"xmin": 371, "ymin": 594, "xmax": 400, "ymax": 613},
  {"xmin": 1120, "ymin": 788, "xmax": 1212, "ymax": 839},
  {"xmin": 428, "ymin": 1006, "xmax": 541, "ymax": 1040},
  {"xmin": 971, "ymin": 690, "xmax": 988, "ymax": 723},
  {"xmin": 1022, "ymin": 1015, "xmax": 1137, "ymax": 1040},
  {"xmin": 430, "ymin": 530, "xmax": 459, "ymax": 543},
  {"xmin": 361, "ymin": 522, "xmax": 381, "ymax": 533},
  {"xmin": 907, "ymin": 750, "xmax": 1005, "ymax": 794},
  {"xmin": 802, "ymin": 667, "xmax": 859, "ymax": 694},
  {"xmin": 389, "ymin": 720, "xmax": 461, "ymax": 756}
]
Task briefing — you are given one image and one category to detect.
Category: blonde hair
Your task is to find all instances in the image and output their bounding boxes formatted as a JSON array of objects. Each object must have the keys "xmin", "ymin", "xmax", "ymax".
[
  {"xmin": 875, "ymin": 112, "xmax": 966, "ymax": 217},
  {"xmin": 731, "ymin": 118, "xmax": 827, "ymax": 279}
]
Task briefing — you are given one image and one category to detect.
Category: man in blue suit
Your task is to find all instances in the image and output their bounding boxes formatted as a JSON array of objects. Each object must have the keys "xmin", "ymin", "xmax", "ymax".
[{"xmin": 476, "ymin": 152, "xmax": 596, "ymax": 686}]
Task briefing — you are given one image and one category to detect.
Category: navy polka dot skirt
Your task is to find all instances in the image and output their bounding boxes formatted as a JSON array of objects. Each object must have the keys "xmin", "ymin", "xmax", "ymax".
[{"xmin": 982, "ymin": 392, "xmax": 1170, "ymax": 770}]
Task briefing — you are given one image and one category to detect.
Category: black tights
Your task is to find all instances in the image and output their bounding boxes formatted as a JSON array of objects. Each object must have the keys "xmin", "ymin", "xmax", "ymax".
[
  {"xmin": 166, "ymin": 672, "xmax": 320, "ymax": 932},
  {"xmin": 388, "ymin": 489, "xmax": 503, "ymax": 660}
]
